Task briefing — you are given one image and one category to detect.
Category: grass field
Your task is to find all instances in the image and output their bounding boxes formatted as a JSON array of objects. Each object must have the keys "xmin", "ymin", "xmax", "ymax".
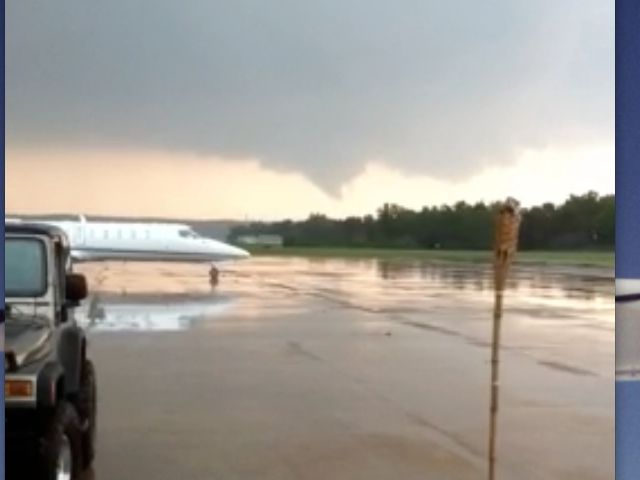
[{"xmin": 245, "ymin": 246, "xmax": 614, "ymax": 268}]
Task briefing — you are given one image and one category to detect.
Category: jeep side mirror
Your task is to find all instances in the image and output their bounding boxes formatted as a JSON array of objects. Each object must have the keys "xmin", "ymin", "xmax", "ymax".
[{"xmin": 66, "ymin": 273, "xmax": 88, "ymax": 303}]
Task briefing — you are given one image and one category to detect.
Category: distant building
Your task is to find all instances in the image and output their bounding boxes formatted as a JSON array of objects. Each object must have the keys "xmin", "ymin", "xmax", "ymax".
[{"xmin": 236, "ymin": 234, "xmax": 284, "ymax": 248}]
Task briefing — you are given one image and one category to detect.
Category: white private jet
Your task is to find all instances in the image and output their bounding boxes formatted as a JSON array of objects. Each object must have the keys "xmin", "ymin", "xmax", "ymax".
[{"xmin": 5, "ymin": 215, "xmax": 250, "ymax": 281}]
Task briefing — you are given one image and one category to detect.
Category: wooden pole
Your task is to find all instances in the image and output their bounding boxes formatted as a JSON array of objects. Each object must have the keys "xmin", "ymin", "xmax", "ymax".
[{"xmin": 488, "ymin": 198, "xmax": 521, "ymax": 480}]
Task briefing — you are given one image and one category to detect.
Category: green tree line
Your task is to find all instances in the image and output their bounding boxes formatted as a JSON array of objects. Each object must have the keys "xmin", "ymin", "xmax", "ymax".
[{"xmin": 229, "ymin": 191, "xmax": 614, "ymax": 251}]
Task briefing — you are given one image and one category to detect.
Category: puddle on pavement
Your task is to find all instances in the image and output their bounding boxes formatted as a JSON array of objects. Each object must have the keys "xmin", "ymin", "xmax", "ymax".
[{"xmin": 76, "ymin": 293, "xmax": 235, "ymax": 332}]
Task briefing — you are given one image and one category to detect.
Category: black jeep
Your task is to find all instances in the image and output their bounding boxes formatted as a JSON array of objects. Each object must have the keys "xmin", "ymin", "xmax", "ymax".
[{"xmin": 5, "ymin": 222, "xmax": 97, "ymax": 480}]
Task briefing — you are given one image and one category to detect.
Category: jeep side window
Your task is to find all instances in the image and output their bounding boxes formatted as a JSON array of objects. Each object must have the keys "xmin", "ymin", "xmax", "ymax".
[{"xmin": 5, "ymin": 238, "xmax": 47, "ymax": 297}]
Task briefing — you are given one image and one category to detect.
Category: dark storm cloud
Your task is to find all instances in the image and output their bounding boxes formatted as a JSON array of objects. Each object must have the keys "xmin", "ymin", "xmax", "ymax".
[{"xmin": 6, "ymin": 1, "xmax": 613, "ymax": 193}]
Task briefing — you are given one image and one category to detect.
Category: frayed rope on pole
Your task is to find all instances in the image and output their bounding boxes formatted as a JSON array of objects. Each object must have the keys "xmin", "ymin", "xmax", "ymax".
[{"xmin": 488, "ymin": 197, "xmax": 521, "ymax": 480}]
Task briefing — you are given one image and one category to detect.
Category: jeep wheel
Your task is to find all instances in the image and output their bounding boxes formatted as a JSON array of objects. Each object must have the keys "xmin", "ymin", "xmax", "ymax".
[
  {"xmin": 39, "ymin": 402, "xmax": 83, "ymax": 480},
  {"xmin": 78, "ymin": 358, "xmax": 97, "ymax": 467},
  {"xmin": 54, "ymin": 435, "xmax": 72, "ymax": 480}
]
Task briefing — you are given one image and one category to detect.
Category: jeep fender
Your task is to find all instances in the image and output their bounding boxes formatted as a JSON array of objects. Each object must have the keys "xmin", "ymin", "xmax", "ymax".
[
  {"xmin": 37, "ymin": 362, "xmax": 64, "ymax": 408},
  {"xmin": 57, "ymin": 326, "xmax": 86, "ymax": 397}
]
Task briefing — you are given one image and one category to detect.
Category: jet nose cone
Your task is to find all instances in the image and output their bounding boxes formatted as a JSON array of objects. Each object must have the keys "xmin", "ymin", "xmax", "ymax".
[
  {"xmin": 205, "ymin": 239, "xmax": 251, "ymax": 260},
  {"xmin": 230, "ymin": 245, "xmax": 251, "ymax": 259}
]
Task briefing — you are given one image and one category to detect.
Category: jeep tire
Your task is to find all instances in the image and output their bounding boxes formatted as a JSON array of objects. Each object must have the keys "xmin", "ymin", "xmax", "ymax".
[
  {"xmin": 78, "ymin": 358, "xmax": 97, "ymax": 467},
  {"xmin": 39, "ymin": 402, "xmax": 83, "ymax": 480}
]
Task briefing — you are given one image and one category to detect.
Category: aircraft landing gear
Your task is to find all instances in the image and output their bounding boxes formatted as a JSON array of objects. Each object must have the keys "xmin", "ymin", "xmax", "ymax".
[{"xmin": 209, "ymin": 265, "xmax": 219, "ymax": 286}]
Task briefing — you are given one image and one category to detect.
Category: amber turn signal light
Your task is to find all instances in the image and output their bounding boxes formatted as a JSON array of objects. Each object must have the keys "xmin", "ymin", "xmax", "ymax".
[{"xmin": 5, "ymin": 380, "xmax": 34, "ymax": 398}]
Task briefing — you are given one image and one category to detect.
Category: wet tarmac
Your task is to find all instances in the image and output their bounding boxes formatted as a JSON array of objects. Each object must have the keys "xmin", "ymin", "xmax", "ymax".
[{"xmin": 73, "ymin": 257, "xmax": 614, "ymax": 480}]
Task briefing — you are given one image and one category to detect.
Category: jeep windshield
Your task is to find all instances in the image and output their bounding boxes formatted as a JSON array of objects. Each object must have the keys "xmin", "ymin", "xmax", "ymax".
[{"xmin": 5, "ymin": 237, "xmax": 47, "ymax": 298}]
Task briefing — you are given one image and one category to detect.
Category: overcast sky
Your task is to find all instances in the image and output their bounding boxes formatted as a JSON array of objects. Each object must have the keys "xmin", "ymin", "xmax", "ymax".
[{"xmin": 6, "ymin": 1, "xmax": 614, "ymax": 219}]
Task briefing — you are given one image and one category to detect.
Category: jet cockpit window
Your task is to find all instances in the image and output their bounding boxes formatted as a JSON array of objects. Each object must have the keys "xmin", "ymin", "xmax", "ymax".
[{"xmin": 178, "ymin": 229, "xmax": 199, "ymax": 239}]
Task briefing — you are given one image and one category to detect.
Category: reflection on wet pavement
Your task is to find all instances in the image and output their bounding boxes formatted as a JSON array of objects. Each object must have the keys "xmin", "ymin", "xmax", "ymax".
[
  {"xmin": 74, "ymin": 257, "xmax": 613, "ymax": 480},
  {"xmin": 77, "ymin": 293, "xmax": 235, "ymax": 332}
]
